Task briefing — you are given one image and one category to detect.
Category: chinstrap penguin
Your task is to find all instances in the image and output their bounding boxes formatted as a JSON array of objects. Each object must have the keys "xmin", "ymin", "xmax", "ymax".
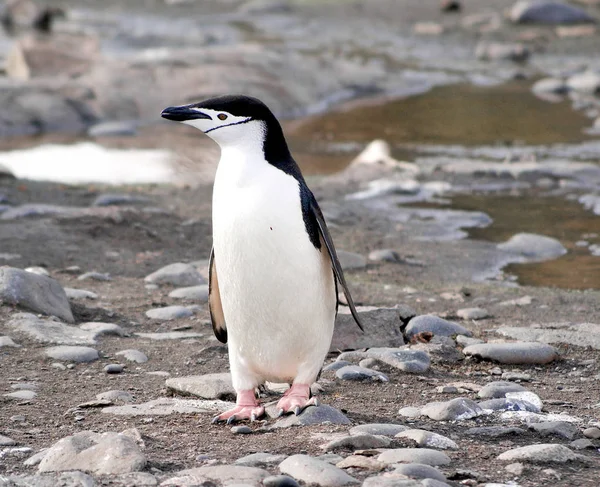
[{"xmin": 161, "ymin": 95, "xmax": 363, "ymax": 423}]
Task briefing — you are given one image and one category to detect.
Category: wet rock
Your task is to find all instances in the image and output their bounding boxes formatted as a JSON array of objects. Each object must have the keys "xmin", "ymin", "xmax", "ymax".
[
  {"xmin": 115, "ymin": 349, "xmax": 148, "ymax": 363},
  {"xmin": 463, "ymin": 342, "xmax": 558, "ymax": 364},
  {"xmin": 396, "ymin": 430, "xmax": 458, "ymax": 450},
  {"xmin": 478, "ymin": 381, "xmax": 527, "ymax": 399},
  {"xmin": 145, "ymin": 305, "xmax": 193, "ymax": 321},
  {"xmin": 161, "ymin": 465, "xmax": 269, "ymax": 486},
  {"xmin": 104, "ymin": 364, "xmax": 124, "ymax": 374},
  {"xmin": 583, "ymin": 427, "xmax": 600, "ymax": 439},
  {"xmin": 166, "ymin": 373, "xmax": 235, "ymax": 400},
  {"xmin": 496, "ymin": 322, "xmax": 600, "ymax": 350},
  {"xmin": 38, "ymin": 431, "xmax": 146, "ymax": 474},
  {"xmin": 169, "ymin": 285, "xmax": 209, "ymax": 302},
  {"xmin": 405, "ymin": 315, "xmax": 472, "ymax": 339},
  {"xmin": 349, "ymin": 423, "xmax": 409, "ymax": 437},
  {"xmin": 96, "ymin": 390, "xmax": 134, "ymax": 403},
  {"xmin": 135, "ymin": 331, "xmax": 203, "ymax": 340},
  {"xmin": 510, "ymin": 1, "xmax": 597, "ymax": 24},
  {"xmin": 332, "ymin": 306, "xmax": 406, "ymax": 351},
  {"xmin": 336, "ymin": 455, "xmax": 385, "ymax": 471},
  {"xmin": 497, "ymin": 233, "xmax": 567, "ymax": 262},
  {"xmin": 271, "ymin": 405, "xmax": 350, "ymax": 428},
  {"xmin": 279, "ymin": 455, "xmax": 359, "ymax": 486},
  {"xmin": 497, "ymin": 443, "xmax": 590, "ymax": 463},
  {"xmin": 0, "ymin": 267, "xmax": 73, "ymax": 322},
  {"xmin": 421, "ymin": 397, "xmax": 484, "ymax": 421},
  {"xmin": 336, "ymin": 365, "xmax": 388, "ymax": 382},
  {"xmin": 377, "ymin": 448, "xmax": 451, "ymax": 467},
  {"xmin": 475, "ymin": 42, "xmax": 530, "ymax": 62},
  {"xmin": 456, "ymin": 308, "xmax": 489, "ymax": 320},
  {"xmin": 4, "ymin": 390, "xmax": 36, "ymax": 400},
  {"xmin": 144, "ymin": 263, "xmax": 206, "ymax": 287},
  {"xmin": 88, "ymin": 121, "xmax": 138, "ymax": 137},
  {"xmin": 368, "ymin": 249, "xmax": 400, "ymax": 262},
  {"xmin": 324, "ymin": 434, "xmax": 391, "ymax": 451},
  {"xmin": 235, "ymin": 453, "xmax": 288, "ymax": 468},
  {"xmin": 102, "ymin": 398, "xmax": 233, "ymax": 416},
  {"xmin": 0, "ymin": 335, "xmax": 19, "ymax": 347},
  {"xmin": 65, "ymin": 288, "xmax": 98, "ymax": 300},
  {"xmin": 45, "ymin": 346, "xmax": 99, "ymax": 363},
  {"xmin": 464, "ymin": 426, "xmax": 525, "ymax": 438},
  {"xmin": 337, "ymin": 251, "xmax": 367, "ymax": 270},
  {"xmin": 529, "ymin": 421, "xmax": 580, "ymax": 440},
  {"xmin": 393, "ymin": 463, "xmax": 447, "ymax": 482},
  {"xmin": 367, "ymin": 348, "xmax": 431, "ymax": 373},
  {"xmin": 263, "ymin": 475, "xmax": 300, "ymax": 487},
  {"xmin": 532, "ymin": 77, "xmax": 568, "ymax": 95},
  {"xmin": 92, "ymin": 193, "xmax": 150, "ymax": 207}
]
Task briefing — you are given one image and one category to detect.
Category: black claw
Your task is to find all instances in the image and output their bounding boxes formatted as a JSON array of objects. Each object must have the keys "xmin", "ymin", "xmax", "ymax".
[
  {"xmin": 293, "ymin": 406, "xmax": 301, "ymax": 416},
  {"xmin": 211, "ymin": 415, "xmax": 221, "ymax": 424},
  {"xmin": 277, "ymin": 408, "xmax": 285, "ymax": 418},
  {"xmin": 226, "ymin": 415, "xmax": 237, "ymax": 425},
  {"xmin": 313, "ymin": 398, "xmax": 320, "ymax": 407},
  {"xmin": 250, "ymin": 412, "xmax": 257, "ymax": 422}
]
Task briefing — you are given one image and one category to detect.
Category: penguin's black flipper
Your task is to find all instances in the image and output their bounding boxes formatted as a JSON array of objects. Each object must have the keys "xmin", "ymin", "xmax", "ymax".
[
  {"xmin": 308, "ymin": 194, "xmax": 364, "ymax": 332},
  {"xmin": 209, "ymin": 248, "xmax": 228, "ymax": 343}
]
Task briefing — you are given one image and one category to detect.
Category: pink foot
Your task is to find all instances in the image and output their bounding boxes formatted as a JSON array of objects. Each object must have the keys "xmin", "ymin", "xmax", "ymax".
[
  {"xmin": 212, "ymin": 390, "xmax": 265, "ymax": 424},
  {"xmin": 276, "ymin": 383, "xmax": 319, "ymax": 416}
]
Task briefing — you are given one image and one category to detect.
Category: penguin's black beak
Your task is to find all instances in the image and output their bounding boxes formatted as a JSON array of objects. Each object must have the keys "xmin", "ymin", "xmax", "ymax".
[{"xmin": 161, "ymin": 105, "xmax": 212, "ymax": 122}]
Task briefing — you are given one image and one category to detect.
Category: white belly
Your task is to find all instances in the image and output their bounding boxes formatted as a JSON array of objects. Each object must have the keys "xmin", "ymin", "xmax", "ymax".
[{"xmin": 212, "ymin": 152, "xmax": 336, "ymax": 387}]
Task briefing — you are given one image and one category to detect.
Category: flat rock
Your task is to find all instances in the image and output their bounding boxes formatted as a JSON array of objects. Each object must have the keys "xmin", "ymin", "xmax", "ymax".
[
  {"xmin": 96, "ymin": 390, "xmax": 135, "ymax": 403},
  {"xmin": 235, "ymin": 452, "xmax": 288, "ymax": 468},
  {"xmin": 161, "ymin": 465, "xmax": 268, "ymax": 486},
  {"xmin": 323, "ymin": 360, "xmax": 352, "ymax": 372},
  {"xmin": 497, "ymin": 443, "xmax": 590, "ymax": 463},
  {"xmin": 336, "ymin": 455, "xmax": 385, "ymax": 471},
  {"xmin": 0, "ymin": 335, "xmax": 20, "ymax": 347},
  {"xmin": 477, "ymin": 381, "xmax": 528, "ymax": 399},
  {"xmin": 279, "ymin": 454, "xmax": 359, "ymax": 486},
  {"xmin": 64, "ymin": 288, "xmax": 98, "ymax": 300},
  {"xmin": 335, "ymin": 365, "xmax": 388, "ymax": 382},
  {"xmin": 77, "ymin": 272, "xmax": 111, "ymax": 282},
  {"xmin": 145, "ymin": 306, "xmax": 193, "ymax": 321},
  {"xmin": 496, "ymin": 322, "xmax": 600, "ymax": 350},
  {"xmin": 272, "ymin": 405, "xmax": 350, "ymax": 428},
  {"xmin": 465, "ymin": 426, "xmax": 525, "ymax": 438},
  {"xmin": 497, "ymin": 233, "xmax": 567, "ymax": 263},
  {"xmin": 583, "ymin": 427, "xmax": 600, "ymax": 439},
  {"xmin": 8, "ymin": 313, "xmax": 96, "ymax": 345},
  {"xmin": 332, "ymin": 306, "xmax": 407, "ymax": 351},
  {"xmin": 368, "ymin": 249, "xmax": 401, "ymax": 262},
  {"xmin": 4, "ymin": 390, "xmax": 37, "ymax": 400},
  {"xmin": 571, "ymin": 438, "xmax": 595, "ymax": 450},
  {"xmin": 324, "ymin": 434, "xmax": 391, "ymax": 451},
  {"xmin": 349, "ymin": 423, "xmax": 409, "ymax": 437},
  {"xmin": 144, "ymin": 263, "xmax": 206, "ymax": 287},
  {"xmin": 393, "ymin": 463, "xmax": 446, "ymax": 482},
  {"xmin": 44, "ymin": 346, "xmax": 99, "ymax": 362},
  {"xmin": 0, "ymin": 472, "xmax": 97, "ymax": 487},
  {"xmin": 362, "ymin": 476, "xmax": 427, "ymax": 487},
  {"xmin": 135, "ymin": 331, "xmax": 203, "ymax": 340},
  {"xmin": 366, "ymin": 348, "xmax": 431, "ymax": 373},
  {"xmin": 79, "ymin": 322, "xmax": 126, "ymax": 337},
  {"xmin": 456, "ymin": 308, "xmax": 489, "ymax": 320},
  {"xmin": 377, "ymin": 448, "xmax": 451, "ymax": 466},
  {"xmin": 102, "ymin": 398, "xmax": 233, "ymax": 416},
  {"xmin": 168, "ymin": 285, "xmax": 209, "ymax": 302},
  {"xmin": 92, "ymin": 193, "xmax": 150, "ymax": 207},
  {"xmin": 421, "ymin": 397, "xmax": 484, "ymax": 421},
  {"xmin": 532, "ymin": 77, "xmax": 568, "ymax": 95},
  {"xmin": 166, "ymin": 373, "xmax": 235, "ymax": 400},
  {"xmin": 116, "ymin": 349, "xmax": 148, "ymax": 363},
  {"xmin": 529, "ymin": 421, "xmax": 580, "ymax": 440},
  {"xmin": 405, "ymin": 315, "xmax": 472, "ymax": 339},
  {"xmin": 0, "ymin": 434, "xmax": 17, "ymax": 446},
  {"xmin": 337, "ymin": 251, "xmax": 367, "ymax": 270},
  {"xmin": 396, "ymin": 429, "xmax": 458, "ymax": 450},
  {"xmin": 464, "ymin": 342, "xmax": 558, "ymax": 364},
  {"xmin": 0, "ymin": 267, "xmax": 73, "ymax": 322},
  {"xmin": 510, "ymin": 0, "xmax": 597, "ymax": 24},
  {"xmin": 38, "ymin": 431, "xmax": 146, "ymax": 475}
]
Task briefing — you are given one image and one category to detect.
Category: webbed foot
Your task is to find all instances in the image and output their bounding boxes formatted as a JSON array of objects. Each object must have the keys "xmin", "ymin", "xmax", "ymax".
[
  {"xmin": 212, "ymin": 389, "xmax": 265, "ymax": 424},
  {"xmin": 276, "ymin": 383, "xmax": 318, "ymax": 416}
]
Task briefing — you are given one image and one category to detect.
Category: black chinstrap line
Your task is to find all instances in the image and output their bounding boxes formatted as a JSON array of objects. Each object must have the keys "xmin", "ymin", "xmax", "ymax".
[{"xmin": 204, "ymin": 117, "xmax": 253, "ymax": 134}]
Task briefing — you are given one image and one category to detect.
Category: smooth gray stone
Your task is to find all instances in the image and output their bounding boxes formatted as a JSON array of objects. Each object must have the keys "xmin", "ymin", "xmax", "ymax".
[
  {"xmin": 116, "ymin": 349, "xmax": 148, "ymax": 363},
  {"xmin": 77, "ymin": 272, "xmax": 111, "ymax": 281},
  {"xmin": 349, "ymin": 423, "xmax": 409, "ymax": 437},
  {"xmin": 366, "ymin": 348, "xmax": 431, "ymax": 373},
  {"xmin": 263, "ymin": 475, "xmax": 300, "ymax": 487},
  {"xmin": 583, "ymin": 427, "xmax": 600, "ymax": 439},
  {"xmin": 570, "ymin": 438, "xmax": 595, "ymax": 450},
  {"xmin": 316, "ymin": 454, "xmax": 344, "ymax": 465},
  {"xmin": 502, "ymin": 371, "xmax": 531, "ymax": 381},
  {"xmin": 92, "ymin": 193, "xmax": 149, "ymax": 206},
  {"xmin": 497, "ymin": 443, "xmax": 591, "ymax": 463},
  {"xmin": 0, "ymin": 267, "xmax": 73, "ymax": 322},
  {"xmin": 393, "ymin": 463, "xmax": 447, "ymax": 482},
  {"xmin": 497, "ymin": 233, "xmax": 566, "ymax": 263},
  {"xmin": 110, "ymin": 472, "xmax": 158, "ymax": 486},
  {"xmin": 44, "ymin": 346, "xmax": 98, "ymax": 363},
  {"xmin": 38, "ymin": 431, "xmax": 146, "ymax": 474},
  {"xmin": 166, "ymin": 373, "xmax": 235, "ymax": 400},
  {"xmin": 568, "ymin": 71, "xmax": 600, "ymax": 94},
  {"xmin": 169, "ymin": 285, "xmax": 209, "ymax": 302},
  {"xmin": 529, "ymin": 421, "xmax": 580, "ymax": 440},
  {"xmin": 333, "ymin": 306, "xmax": 406, "ymax": 351},
  {"xmin": 272, "ymin": 405, "xmax": 350, "ymax": 428},
  {"xmin": 79, "ymin": 322, "xmax": 126, "ymax": 337},
  {"xmin": 160, "ymin": 465, "xmax": 269, "ymax": 486},
  {"xmin": 144, "ymin": 263, "xmax": 206, "ymax": 287},
  {"xmin": 64, "ymin": 288, "xmax": 98, "ymax": 300},
  {"xmin": 135, "ymin": 331, "xmax": 203, "ymax": 340},
  {"xmin": 235, "ymin": 453, "xmax": 288, "ymax": 468},
  {"xmin": 23, "ymin": 449, "xmax": 50, "ymax": 466},
  {"xmin": 496, "ymin": 323, "xmax": 600, "ymax": 350},
  {"xmin": 145, "ymin": 306, "xmax": 193, "ymax": 321},
  {"xmin": 4, "ymin": 389, "xmax": 37, "ymax": 400},
  {"xmin": 464, "ymin": 426, "xmax": 525, "ymax": 438},
  {"xmin": 88, "ymin": 121, "xmax": 138, "ymax": 137},
  {"xmin": 96, "ymin": 390, "xmax": 135, "ymax": 403},
  {"xmin": 101, "ymin": 398, "xmax": 233, "ymax": 416},
  {"xmin": 510, "ymin": 0, "xmax": 597, "ymax": 24},
  {"xmin": 455, "ymin": 336, "xmax": 484, "ymax": 347},
  {"xmin": 368, "ymin": 249, "xmax": 400, "ymax": 262},
  {"xmin": 421, "ymin": 397, "xmax": 484, "ymax": 421},
  {"xmin": 532, "ymin": 77, "xmax": 568, "ymax": 95},
  {"xmin": 377, "ymin": 448, "xmax": 451, "ymax": 466},
  {"xmin": 0, "ymin": 434, "xmax": 17, "ymax": 446},
  {"xmin": 0, "ymin": 471, "xmax": 96, "ymax": 487},
  {"xmin": 8, "ymin": 314, "xmax": 97, "ymax": 345},
  {"xmin": 362, "ymin": 475, "xmax": 429, "ymax": 487},
  {"xmin": 323, "ymin": 360, "xmax": 352, "ymax": 372},
  {"xmin": 396, "ymin": 429, "xmax": 458, "ymax": 450},
  {"xmin": 231, "ymin": 425, "xmax": 253, "ymax": 435},
  {"xmin": 463, "ymin": 342, "xmax": 558, "ymax": 364},
  {"xmin": 405, "ymin": 315, "xmax": 472, "ymax": 339},
  {"xmin": 456, "ymin": 308, "xmax": 489, "ymax": 320},
  {"xmin": 335, "ymin": 365, "xmax": 388, "ymax": 382},
  {"xmin": 478, "ymin": 398, "xmax": 539, "ymax": 413},
  {"xmin": 324, "ymin": 434, "xmax": 391, "ymax": 451},
  {"xmin": 104, "ymin": 364, "xmax": 124, "ymax": 374},
  {"xmin": 1, "ymin": 204, "xmax": 77, "ymax": 220},
  {"xmin": 337, "ymin": 250, "xmax": 367, "ymax": 270},
  {"xmin": 477, "ymin": 381, "xmax": 527, "ymax": 399},
  {"xmin": 279, "ymin": 455, "xmax": 359, "ymax": 486},
  {"xmin": 0, "ymin": 335, "xmax": 20, "ymax": 347}
]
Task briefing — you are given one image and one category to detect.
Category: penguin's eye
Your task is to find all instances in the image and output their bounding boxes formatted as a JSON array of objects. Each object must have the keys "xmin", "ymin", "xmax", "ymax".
[{"xmin": 218, "ymin": 113, "xmax": 228, "ymax": 121}]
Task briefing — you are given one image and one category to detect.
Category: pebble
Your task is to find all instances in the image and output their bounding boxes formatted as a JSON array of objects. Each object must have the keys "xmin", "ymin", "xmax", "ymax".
[
  {"xmin": 25, "ymin": 266, "xmax": 49, "ymax": 276},
  {"xmin": 324, "ymin": 434, "xmax": 391, "ymax": 451},
  {"xmin": 116, "ymin": 349, "xmax": 148, "ymax": 363},
  {"xmin": 79, "ymin": 322, "xmax": 126, "ymax": 337},
  {"xmin": 529, "ymin": 421, "xmax": 580, "ymax": 440},
  {"xmin": 368, "ymin": 249, "xmax": 400, "ymax": 262},
  {"xmin": 464, "ymin": 426, "xmax": 525, "ymax": 438},
  {"xmin": 477, "ymin": 381, "xmax": 528, "ymax": 399},
  {"xmin": 377, "ymin": 448, "xmax": 451, "ymax": 466},
  {"xmin": 532, "ymin": 77, "xmax": 568, "ymax": 95},
  {"xmin": 235, "ymin": 452, "xmax": 288, "ymax": 467},
  {"xmin": 0, "ymin": 335, "xmax": 20, "ymax": 347},
  {"xmin": 505, "ymin": 391, "xmax": 543, "ymax": 412},
  {"xmin": 335, "ymin": 365, "xmax": 388, "ymax": 382},
  {"xmin": 161, "ymin": 465, "xmax": 269, "ymax": 486},
  {"xmin": 455, "ymin": 335, "xmax": 484, "ymax": 347},
  {"xmin": 421, "ymin": 397, "xmax": 484, "ymax": 421},
  {"xmin": 317, "ymin": 454, "xmax": 345, "ymax": 465},
  {"xmin": 393, "ymin": 463, "xmax": 447, "ymax": 482},
  {"xmin": 96, "ymin": 390, "xmax": 135, "ymax": 403},
  {"xmin": 501, "ymin": 371, "xmax": 531, "ymax": 381},
  {"xmin": 144, "ymin": 263, "xmax": 206, "ymax": 287},
  {"xmin": 0, "ymin": 267, "xmax": 74, "ymax": 322},
  {"xmin": 583, "ymin": 427, "xmax": 600, "ymax": 439},
  {"xmin": 505, "ymin": 462, "xmax": 524, "ymax": 475},
  {"xmin": 169, "ymin": 285, "xmax": 209, "ymax": 302},
  {"xmin": 497, "ymin": 443, "xmax": 590, "ymax": 464},
  {"xmin": 366, "ymin": 348, "xmax": 431, "ymax": 373},
  {"xmin": 405, "ymin": 315, "xmax": 472, "ymax": 339},
  {"xmin": 0, "ymin": 434, "xmax": 17, "ymax": 446},
  {"xmin": 271, "ymin": 405, "xmax": 350, "ymax": 428},
  {"xmin": 166, "ymin": 373, "xmax": 235, "ymax": 400},
  {"xmin": 396, "ymin": 429, "xmax": 458, "ymax": 450},
  {"xmin": 77, "ymin": 271, "xmax": 111, "ymax": 281},
  {"xmin": 463, "ymin": 342, "xmax": 558, "ymax": 364},
  {"xmin": 336, "ymin": 455, "xmax": 385, "ymax": 471},
  {"xmin": 398, "ymin": 406, "xmax": 423, "ymax": 418},
  {"xmin": 497, "ymin": 233, "xmax": 567, "ymax": 262},
  {"xmin": 44, "ymin": 346, "xmax": 99, "ymax": 363},
  {"xmin": 231, "ymin": 425, "xmax": 253, "ymax": 434},
  {"xmin": 145, "ymin": 306, "xmax": 194, "ymax": 321},
  {"xmin": 279, "ymin": 454, "xmax": 359, "ymax": 486},
  {"xmin": 349, "ymin": 423, "xmax": 409, "ymax": 437},
  {"xmin": 91, "ymin": 193, "xmax": 149, "ymax": 207},
  {"xmin": 135, "ymin": 331, "xmax": 203, "ymax": 340},
  {"xmin": 510, "ymin": 0, "xmax": 596, "ymax": 24},
  {"xmin": 64, "ymin": 288, "xmax": 98, "ymax": 300},
  {"xmin": 570, "ymin": 438, "xmax": 595, "ymax": 450},
  {"xmin": 456, "ymin": 307, "xmax": 489, "ymax": 320},
  {"xmin": 264, "ymin": 475, "xmax": 300, "ymax": 487},
  {"xmin": 104, "ymin": 364, "xmax": 124, "ymax": 374}
]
